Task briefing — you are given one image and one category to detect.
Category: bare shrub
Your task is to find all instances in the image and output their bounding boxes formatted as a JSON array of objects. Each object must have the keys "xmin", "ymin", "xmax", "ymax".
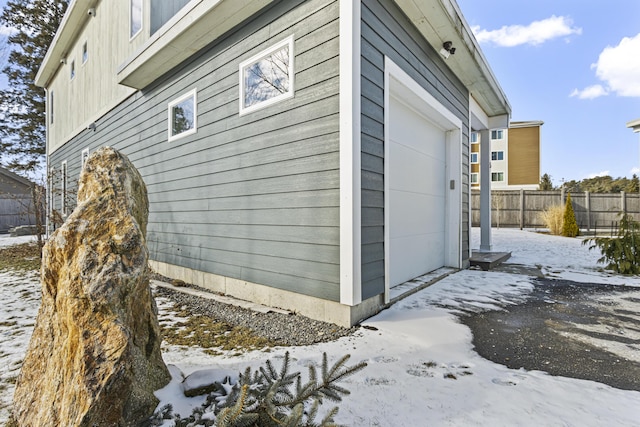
[{"xmin": 540, "ymin": 205, "xmax": 564, "ymax": 235}]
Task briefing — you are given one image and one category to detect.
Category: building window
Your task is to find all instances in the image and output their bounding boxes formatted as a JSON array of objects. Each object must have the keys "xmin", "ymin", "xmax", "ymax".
[
  {"xmin": 491, "ymin": 129, "xmax": 503, "ymax": 140},
  {"xmin": 168, "ymin": 89, "xmax": 197, "ymax": 141},
  {"xmin": 82, "ymin": 41, "xmax": 88, "ymax": 64},
  {"xmin": 49, "ymin": 91, "xmax": 54, "ymax": 124},
  {"xmin": 81, "ymin": 148, "xmax": 90, "ymax": 169},
  {"xmin": 470, "ymin": 153, "xmax": 478, "ymax": 164},
  {"xmin": 70, "ymin": 60, "xmax": 75, "ymax": 80},
  {"xmin": 61, "ymin": 160, "xmax": 68, "ymax": 215},
  {"xmin": 471, "ymin": 173, "xmax": 479, "ymax": 184},
  {"xmin": 130, "ymin": 0, "xmax": 142, "ymax": 39},
  {"xmin": 470, "ymin": 132, "xmax": 478, "ymax": 143},
  {"xmin": 239, "ymin": 36, "xmax": 294, "ymax": 115},
  {"xmin": 491, "ymin": 151, "xmax": 504, "ymax": 161},
  {"xmin": 491, "ymin": 172, "xmax": 504, "ymax": 182}
]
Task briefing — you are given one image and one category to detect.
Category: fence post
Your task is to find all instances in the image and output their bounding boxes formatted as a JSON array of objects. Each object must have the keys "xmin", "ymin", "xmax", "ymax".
[
  {"xmin": 519, "ymin": 189, "xmax": 525, "ymax": 229},
  {"xmin": 561, "ymin": 187, "xmax": 565, "ymax": 205},
  {"xmin": 622, "ymin": 191, "xmax": 627, "ymax": 214},
  {"xmin": 585, "ymin": 191, "xmax": 591, "ymax": 231}
]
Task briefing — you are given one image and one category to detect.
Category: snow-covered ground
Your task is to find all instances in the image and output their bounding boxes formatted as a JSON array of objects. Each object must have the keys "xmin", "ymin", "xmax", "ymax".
[{"xmin": 1, "ymin": 229, "xmax": 640, "ymax": 425}]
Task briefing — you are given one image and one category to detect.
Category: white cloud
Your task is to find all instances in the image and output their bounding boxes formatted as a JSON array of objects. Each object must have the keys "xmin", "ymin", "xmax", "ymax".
[
  {"xmin": 585, "ymin": 171, "xmax": 610, "ymax": 179},
  {"xmin": 631, "ymin": 167, "xmax": 640, "ymax": 175},
  {"xmin": 593, "ymin": 33, "xmax": 640, "ymax": 97},
  {"xmin": 569, "ymin": 85, "xmax": 608, "ymax": 100},
  {"xmin": 472, "ymin": 15, "xmax": 582, "ymax": 47}
]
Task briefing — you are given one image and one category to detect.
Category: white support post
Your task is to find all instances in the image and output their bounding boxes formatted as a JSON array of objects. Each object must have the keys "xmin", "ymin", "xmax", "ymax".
[{"xmin": 479, "ymin": 129, "xmax": 492, "ymax": 252}]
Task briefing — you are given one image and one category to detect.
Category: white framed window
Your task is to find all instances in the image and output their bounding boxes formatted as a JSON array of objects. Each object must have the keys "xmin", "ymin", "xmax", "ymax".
[
  {"xmin": 130, "ymin": 0, "xmax": 142, "ymax": 39},
  {"xmin": 470, "ymin": 132, "xmax": 478, "ymax": 143},
  {"xmin": 471, "ymin": 173, "xmax": 479, "ymax": 184},
  {"xmin": 82, "ymin": 41, "xmax": 88, "ymax": 64},
  {"xmin": 81, "ymin": 148, "xmax": 90, "ymax": 169},
  {"xmin": 491, "ymin": 151, "xmax": 504, "ymax": 161},
  {"xmin": 239, "ymin": 36, "xmax": 294, "ymax": 115},
  {"xmin": 70, "ymin": 60, "xmax": 76, "ymax": 80},
  {"xmin": 470, "ymin": 152, "xmax": 478, "ymax": 164},
  {"xmin": 491, "ymin": 172, "xmax": 504, "ymax": 182},
  {"xmin": 50, "ymin": 91, "xmax": 54, "ymax": 124},
  {"xmin": 48, "ymin": 167, "xmax": 54, "ymax": 217},
  {"xmin": 491, "ymin": 129, "xmax": 504, "ymax": 140},
  {"xmin": 61, "ymin": 160, "xmax": 68, "ymax": 216},
  {"xmin": 168, "ymin": 89, "xmax": 197, "ymax": 141}
]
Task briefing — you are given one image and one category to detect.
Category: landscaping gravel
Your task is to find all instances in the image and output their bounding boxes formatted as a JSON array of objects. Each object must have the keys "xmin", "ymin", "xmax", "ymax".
[{"xmin": 153, "ymin": 286, "xmax": 357, "ymax": 346}]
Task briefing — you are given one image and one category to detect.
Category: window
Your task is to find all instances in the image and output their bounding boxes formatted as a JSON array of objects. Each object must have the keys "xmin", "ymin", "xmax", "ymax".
[
  {"xmin": 491, "ymin": 129, "xmax": 503, "ymax": 140},
  {"xmin": 82, "ymin": 41, "xmax": 88, "ymax": 64},
  {"xmin": 70, "ymin": 60, "xmax": 75, "ymax": 80},
  {"xmin": 470, "ymin": 132, "xmax": 478, "ymax": 143},
  {"xmin": 61, "ymin": 161, "xmax": 68, "ymax": 216},
  {"xmin": 491, "ymin": 151, "xmax": 504, "ymax": 161},
  {"xmin": 168, "ymin": 89, "xmax": 197, "ymax": 141},
  {"xmin": 130, "ymin": 0, "xmax": 142, "ymax": 39},
  {"xmin": 471, "ymin": 173, "xmax": 479, "ymax": 184},
  {"xmin": 81, "ymin": 148, "xmax": 90, "ymax": 169},
  {"xmin": 239, "ymin": 36, "xmax": 294, "ymax": 114},
  {"xmin": 49, "ymin": 91, "xmax": 54, "ymax": 124},
  {"xmin": 470, "ymin": 153, "xmax": 478, "ymax": 164},
  {"xmin": 491, "ymin": 172, "xmax": 504, "ymax": 182}
]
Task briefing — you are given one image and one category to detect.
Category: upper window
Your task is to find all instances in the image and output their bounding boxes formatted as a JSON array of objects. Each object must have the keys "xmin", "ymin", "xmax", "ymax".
[
  {"xmin": 130, "ymin": 0, "xmax": 142, "ymax": 39},
  {"xmin": 491, "ymin": 172, "xmax": 504, "ymax": 182},
  {"xmin": 168, "ymin": 89, "xmax": 197, "ymax": 141},
  {"xmin": 82, "ymin": 41, "xmax": 88, "ymax": 64},
  {"xmin": 491, "ymin": 151, "xmax": 504, "ymax": 161},
  {"xmin": 491, "ymin": 129, "xmax": 504, "ymax": 140},
  {"xmin": 470, "ymin": 132, "xmax": 478, "ymax": 143},
  {"xmin": 239, "ymin": 36, "xmax": 294, "ymax": 115},
  {"xmin": 49, "ymin": 91, "xmax": 54, "ymax": 124},
  {"xmin": 70, "ymin": 60, "xmax": 76, "ymax": 80},
  {"xmin": 61, "ymin": 160, "xmax": 68, "ymax": 216},
  {"xmin": 470, "ymin": 153, "xmax": 478, "ymax": 164},
  {"xmin": 471, "ymin": 173, "xmax": 479, "ymax": 184}
]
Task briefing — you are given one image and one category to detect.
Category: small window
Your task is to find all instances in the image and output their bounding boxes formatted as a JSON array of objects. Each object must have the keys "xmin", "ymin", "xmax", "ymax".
[
  {"xmin": 50, "ymin": 91, "xmax": 54, "ymax": 124},
  {"xmin": 81, "ymin": 148, "xmax": 90, "ymax": 169},
  {"xmin": 168, "ymin": 89, "xmax": 197, "ymax": 141},
  {"xmin": 471, "ymin": 173, "xmax": 479, "ymax": 184},
  {"xmin": 61, "ymin": 160, "xmax": 68, "ymax": 216},
  {"xmin": 491, "ymin": 129, "xmax": 503, "ymax": 140},
  {"xmin": 70, "ymin": 60, "xmax": 76, "ymax": 80},
  {"xmin": 240, "ymin": 36, "xmax": 294, "ymax": 115},
  {"xmin": 130, "ymin": 0, "xmax": 142, "ymax": 39},
  {"xmin": 470, "ymin": 153, "xmax": 478, "ymax": 164},
  {"xmin": 491, "ymin": 172, "xmax": 504, "ymax": 182},
  {"xmin": 82, "ymin": 41, "xmax": 88, "ymax": 64},
  {"xmin": 491, "ymin": 151, "xmax": 504, "ymax": 161},
  {"xmin": 470, "ymin": 132, "xmax": 478, "ymax": 143}
]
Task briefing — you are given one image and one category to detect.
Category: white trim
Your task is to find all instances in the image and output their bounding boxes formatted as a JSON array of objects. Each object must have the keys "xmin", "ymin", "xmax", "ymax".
[
  {"xmin": 60, "ymin": 160, "xmax": 68, "ymax": 216},
  {"xmin": 168, "ymin": 88, "xmax": 198, "ymax": 142},
  {"xmin": 81, "ymin": 147, "xmax": 90, "ymax": 170},
  {"xmin": 238, "ymin": 35, "xmax": 295, "ymax": 116},
  {"xmin": 384, "ymin": 57, "xmax": 463, "ymax": 303},
  {"xmin": 339, "ymin": 0, "xmax": 361, "ymax": 306},
  {"xmin": 130, "ymin": 0, "xmax": 143, "ymax": 41}
]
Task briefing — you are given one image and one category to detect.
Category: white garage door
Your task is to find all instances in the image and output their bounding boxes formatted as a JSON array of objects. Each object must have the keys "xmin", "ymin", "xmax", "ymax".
[{"xmin": 388, "ymin": 95, "xmax": 446, "ymax": 287}]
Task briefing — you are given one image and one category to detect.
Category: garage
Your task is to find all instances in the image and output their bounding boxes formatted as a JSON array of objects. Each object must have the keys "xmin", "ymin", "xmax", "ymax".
[{"xmin": 384, "ymin": 59, "xmax": 463, "ymax": 295}]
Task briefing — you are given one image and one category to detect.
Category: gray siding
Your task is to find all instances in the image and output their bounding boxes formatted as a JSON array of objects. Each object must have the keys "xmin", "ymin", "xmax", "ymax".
[
  {"xmin": 360, "ymin": 0, "xmax": 471, "ymax": 299},
  {"xmin": 50, "ymin": 0, "xmax": 341, "ymax": 301},
  {"xmin": 150, "ymin": 0, "xmax": 191, "ymax": 35}
]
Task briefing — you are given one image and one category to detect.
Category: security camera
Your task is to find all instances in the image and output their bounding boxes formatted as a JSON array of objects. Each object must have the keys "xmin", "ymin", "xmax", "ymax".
[
  {"xmin": 60, "ymin": 58, "xmax": 66, "ymax": 64},
  {"xmin": 87, "ymin": 8, "xmax": 96, "ymax": 17},
  {"xmin": 87, "ymin": 122, "xmax": 96, "ymax": 131}
]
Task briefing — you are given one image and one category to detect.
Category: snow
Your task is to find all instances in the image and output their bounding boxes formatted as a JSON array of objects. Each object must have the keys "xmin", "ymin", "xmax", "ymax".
[{"xmin": 1, "ymin": 228, "xmax": 640, "ymax": 425}]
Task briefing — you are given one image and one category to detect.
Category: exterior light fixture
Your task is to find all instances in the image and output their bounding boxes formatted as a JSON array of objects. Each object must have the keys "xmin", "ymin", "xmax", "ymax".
[{"xmin": 440, "ymin": 41, "xmax": 456, "ymax": 59}]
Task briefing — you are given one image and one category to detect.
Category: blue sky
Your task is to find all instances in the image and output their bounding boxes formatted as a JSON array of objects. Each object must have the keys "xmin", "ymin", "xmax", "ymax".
[
  {"xmin": 457, "ymin": 0, "xmax": 640, "ymax": 186},
  {"xmin": 1, "ymin": 1, "xmax": 639, "ymax": 186}
]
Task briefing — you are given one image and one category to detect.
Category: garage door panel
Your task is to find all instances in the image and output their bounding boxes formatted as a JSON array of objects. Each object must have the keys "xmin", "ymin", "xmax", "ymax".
[
  {"xmin": 389, "ymin": 191, "xmax": 445, "ymax": 238},
  {"xmin": 389, "ymin": 143, "xmax": 446, "ymax": 195},
  {"xmin": 390, "ymin": 100, "xmax": 444, "ymax": 157},
  {"xmin": 389, "ymin": 233, "xmax": 445, "ymax": 285}
]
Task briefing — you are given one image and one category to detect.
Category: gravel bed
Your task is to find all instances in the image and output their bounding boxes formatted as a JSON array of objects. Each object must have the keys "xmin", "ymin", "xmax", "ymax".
[{"xmin": 153, "ymin": 286, "xmax": 357, "ymax": 346}]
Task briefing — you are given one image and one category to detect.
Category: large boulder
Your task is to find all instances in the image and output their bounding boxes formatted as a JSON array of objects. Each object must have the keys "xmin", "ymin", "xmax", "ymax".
[{"xmin": 11, "ymin": 147, "xmax": 170, "ymax": 427}]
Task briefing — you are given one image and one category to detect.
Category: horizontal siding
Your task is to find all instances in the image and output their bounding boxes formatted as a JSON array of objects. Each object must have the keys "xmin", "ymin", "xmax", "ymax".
[
  {"xmin": 360, "ymin": 0, "xmax": 471, "ymax": 299},
  {"xmin": 50, "ymin": 0, "xmax": 342, "ymax": 302}
]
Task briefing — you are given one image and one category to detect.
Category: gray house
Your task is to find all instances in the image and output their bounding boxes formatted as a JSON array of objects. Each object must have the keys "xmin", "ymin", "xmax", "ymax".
[
  {"xmin": 0, "ymin": 167, "xmax": 36, "ymax": 233},
  {"xmin": 36, "ymin": 0, "xmax": 510, "ymax": 326}
]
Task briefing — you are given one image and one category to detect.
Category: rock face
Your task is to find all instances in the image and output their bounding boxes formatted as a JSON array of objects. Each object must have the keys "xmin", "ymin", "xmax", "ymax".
[{"xmin": 11, "ymin": 147, "xmax": 170, "ymax": 427}]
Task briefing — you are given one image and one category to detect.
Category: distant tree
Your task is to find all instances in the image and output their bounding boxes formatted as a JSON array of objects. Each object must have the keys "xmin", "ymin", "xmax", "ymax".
[
  {"xmin": 563, "ymin": 179, "xmax": 581, "ymax": 192},
  {"xmin": 626, "ymin": 174, "xmax": 640, "ymax": 193},
  {"xmin": 539, "ymin": 173, "xmax": 553, "ymax": 190},
  {"xmin": 562, "ymin": 193, "xmax": 579, "ymax": 237},
  {"xmin": 0, "ymin": 0, "xmax": 68, "ymax": 176}
]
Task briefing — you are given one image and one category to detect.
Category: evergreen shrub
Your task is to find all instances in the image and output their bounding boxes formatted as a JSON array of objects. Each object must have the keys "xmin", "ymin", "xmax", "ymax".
[
  {"xmin": 562, "ymin": 193, "xmax": 580, "ymax": 237},
  {"xmin": 584, "ymin": 213, "xmax": 640, "ymax": 275}
]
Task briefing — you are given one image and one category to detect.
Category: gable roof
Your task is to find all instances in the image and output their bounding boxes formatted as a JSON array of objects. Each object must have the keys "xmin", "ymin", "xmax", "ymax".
[{"xmin": 0, "ymin": 166, "xmax": 34, "ymax": 194}]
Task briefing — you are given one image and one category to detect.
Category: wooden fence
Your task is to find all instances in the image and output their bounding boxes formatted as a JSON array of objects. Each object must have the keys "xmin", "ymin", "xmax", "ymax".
[
  {"xmin": 0, "ymin": 194, "xmax": 37, "ymax": 233},
  {"xmin": 471, "ymin": 189, "xmax": 640, "ymax": 232}
]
